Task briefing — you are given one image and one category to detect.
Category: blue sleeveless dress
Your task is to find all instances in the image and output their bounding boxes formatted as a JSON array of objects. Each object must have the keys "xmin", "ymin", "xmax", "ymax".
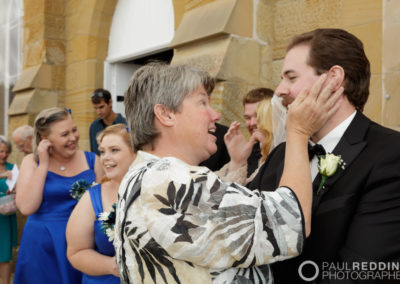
[
  {"xmin": 14, "ymin": 152, "xmax": 96, "ymax": 284},
  {"xmin": 82, "ymin": 184, "xmax": 120, "ymax": 284}
]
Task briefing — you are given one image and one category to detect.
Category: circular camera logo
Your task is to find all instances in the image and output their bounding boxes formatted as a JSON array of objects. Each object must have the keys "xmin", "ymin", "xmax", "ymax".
[{"xmin": 298, "ymin": 260, "xmax": 319, "ymax": 281}]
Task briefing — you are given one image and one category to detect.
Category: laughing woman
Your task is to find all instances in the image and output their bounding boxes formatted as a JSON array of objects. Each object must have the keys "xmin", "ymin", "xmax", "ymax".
[
  {"xmin": 66, "ymin": 124, "xmax": 136, "ymax": 284},
  {"xmin": 114, "ymin": 63, "xmax": 343, "ymax": 283},
  {"xmin": 14, "ymin": 108, "xmax": 104, "ymax": 284}
]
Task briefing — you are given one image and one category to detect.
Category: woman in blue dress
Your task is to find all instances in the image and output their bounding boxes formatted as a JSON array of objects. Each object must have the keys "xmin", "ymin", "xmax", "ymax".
[
  {"xmin": 0, "ymin": 136, "xmax": 17, "ymax": 284},
  {"xmin": 14, "ymin": 108, "xmax": 104, "ymax": 284},
  {"xmin": 66, "ymin": 124, "xmax": 135, "ymax": 283}
]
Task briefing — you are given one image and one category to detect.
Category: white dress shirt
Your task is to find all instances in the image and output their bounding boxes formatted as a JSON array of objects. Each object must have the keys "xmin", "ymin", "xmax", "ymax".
[{"xmin": 310, "ymin": 111, "xmax": 357, "ymax": 181}]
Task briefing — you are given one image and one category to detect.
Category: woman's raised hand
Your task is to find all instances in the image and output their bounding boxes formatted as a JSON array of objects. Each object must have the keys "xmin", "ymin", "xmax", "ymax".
[
  {"xmin": 286, "ymin": 74, "xmax": 343, "ymax": 138},
  {"xmin": 36, "ymin": 139, "xmax": 53, "ymax": 167},
  {"xmin": 0, "ymin": 170, "xmax": 12, "ymax": 179},
  {"xmin": 224, "ymin": 121, "xmax": 255, "ymax": 166}
]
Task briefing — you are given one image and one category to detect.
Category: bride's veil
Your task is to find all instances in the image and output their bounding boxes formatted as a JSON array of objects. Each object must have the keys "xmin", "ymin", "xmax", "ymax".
[{"xmin": 271, "ymin": 94, "xmax": 287, "ymax": 150}]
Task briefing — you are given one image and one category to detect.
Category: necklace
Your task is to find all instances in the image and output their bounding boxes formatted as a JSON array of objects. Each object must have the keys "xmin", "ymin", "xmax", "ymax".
[{"xmin": 60, "ymin": 166, "xmax": 66, "ymax": 171}]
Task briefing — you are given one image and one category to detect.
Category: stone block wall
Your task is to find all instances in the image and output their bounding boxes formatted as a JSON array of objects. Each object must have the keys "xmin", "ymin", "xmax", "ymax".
[
  {"xmin": 63, "ymin": 0, "xmax": 117, "ymax": 150},
  {"xmin": 344, "ymin": 0, "xmax": 383, "ymax": 124},
  {"xmin": 9, "ymin": 0, "xmax": 118, "ymax": 156},
  {"xmin": 382, "ymin": 0, "xmax": 400, "ymax": 131},
  {"xmin": 171, "ymin": 0, "xmax": 399, "ymax": 130},
  {"xmin": 7, "ymin": 0, "xmax": 400, "ymax": 151},
  {"xmin": 8, "ymin": 0, "xmax": 66, "ymax": 166},
  {"xmin": 4, "ymin": 1, "xmax": 399, "ymax": 263},
  {"xmin": 255, "ymin": 0, "xmax": 385, "ymax": 125},
  {"xmin": 171, "ymin": 0, "xmax": 270, "ymax": 127}
]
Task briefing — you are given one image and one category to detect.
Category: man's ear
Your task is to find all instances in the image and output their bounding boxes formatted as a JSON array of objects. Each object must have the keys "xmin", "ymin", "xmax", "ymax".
[
  {"xmin": 153, "ymin": 104, "xmax": 175, "ymax": 126},
  {"xmin": 327, "ymin": 65, "xmax": 345, "ymax": 91}
]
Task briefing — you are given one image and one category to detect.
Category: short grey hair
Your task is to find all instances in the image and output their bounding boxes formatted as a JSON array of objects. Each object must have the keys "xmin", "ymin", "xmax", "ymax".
[
  {"xmin": 124, "ymin": 63, "xmax": 215, "ymax": 151},
  {"xmin": 0, "ymin": 135, "xmax": 12, "ymax": 154},
  {"xmin": 12, "ymin": 125, "xmax": 34, "ymax": 140}
]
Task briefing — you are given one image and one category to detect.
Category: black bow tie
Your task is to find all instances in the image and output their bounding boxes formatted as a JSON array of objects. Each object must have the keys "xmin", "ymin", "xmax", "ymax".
[{"xmin": 308, "ymin": 143, "xmax": 326, "ymax": 161}]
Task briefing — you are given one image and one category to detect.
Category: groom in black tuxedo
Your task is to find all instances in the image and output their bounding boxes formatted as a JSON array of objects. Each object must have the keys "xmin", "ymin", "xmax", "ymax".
[{"xmin": 249, "ymin": 28, "xmax": 400, "ymax": 283}]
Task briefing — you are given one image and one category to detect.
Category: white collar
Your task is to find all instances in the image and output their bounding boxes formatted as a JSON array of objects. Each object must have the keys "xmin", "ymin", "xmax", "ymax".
[
  {"xmin": 311, "ymin": 111, "xmax": 357, "ymax": 154},
  {"xmin": 132, "ymin": 150, "xmax": 160, "ymax": 166}
]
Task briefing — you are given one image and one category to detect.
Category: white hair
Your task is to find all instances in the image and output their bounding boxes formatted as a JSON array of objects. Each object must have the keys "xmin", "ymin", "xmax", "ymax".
[{"xmin": 12, "ymin": 125, "xmax": 34, "ymax": 140}]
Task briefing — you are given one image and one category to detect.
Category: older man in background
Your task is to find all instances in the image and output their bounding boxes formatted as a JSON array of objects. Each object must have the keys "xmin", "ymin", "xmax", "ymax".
[{"xmin": 11, "ymin": 125, "xmax": 33, "ymax": 155}]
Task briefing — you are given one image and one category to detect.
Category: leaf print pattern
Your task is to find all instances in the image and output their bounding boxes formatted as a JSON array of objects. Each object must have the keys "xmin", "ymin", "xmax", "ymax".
[
  {"xmin": 154, "ymin": 181, "xmax": 199, "ymax": 243},
  {"xmin": 114, "ymin": 151, "xmax": 304, "ymax": 284}
]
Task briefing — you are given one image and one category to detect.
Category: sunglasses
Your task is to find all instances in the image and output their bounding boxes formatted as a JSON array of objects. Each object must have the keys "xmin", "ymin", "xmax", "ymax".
[{"xmin": 91, "ymin": 91, "xmax": 105, "ymax": 98}]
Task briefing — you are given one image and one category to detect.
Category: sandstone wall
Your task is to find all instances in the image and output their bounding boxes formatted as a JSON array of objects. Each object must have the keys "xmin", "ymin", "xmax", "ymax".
[
  {"xmin": 170, "ymin": 0, "xmax": 399, "ymax": 130},
  {"xmin": 8, "ymin": 0, "xmax": 400, "ymax": 154}
]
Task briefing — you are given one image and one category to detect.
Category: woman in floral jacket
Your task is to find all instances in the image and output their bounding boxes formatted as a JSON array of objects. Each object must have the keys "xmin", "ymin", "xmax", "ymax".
[{"xmin": 115, "ymin": 63, "xmax": 342, "ymax": 283}]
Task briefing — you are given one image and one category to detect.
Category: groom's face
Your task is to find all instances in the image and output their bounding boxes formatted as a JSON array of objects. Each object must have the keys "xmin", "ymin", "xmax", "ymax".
[{"xmin": 276, "ymin": 44, "xmax": 322, "ymax": 108}]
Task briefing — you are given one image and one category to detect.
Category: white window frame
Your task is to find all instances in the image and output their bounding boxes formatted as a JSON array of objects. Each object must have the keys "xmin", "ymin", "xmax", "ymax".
[{"xmin": 0, "ymin": 0, "xmax": 23, "ymax": 135}]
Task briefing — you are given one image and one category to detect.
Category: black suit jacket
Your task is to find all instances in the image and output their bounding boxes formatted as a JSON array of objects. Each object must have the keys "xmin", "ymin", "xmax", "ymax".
[
  {"xmin": 249, "ymin": 112, "xmax": 400, "ymax": 283},
  {"xmin": 247, "ymin": 143, "xmax": 261, "ymax": 177},
  {"xmin": 200, "ymin": 123, "xmax": 230, "ymax": 171}
]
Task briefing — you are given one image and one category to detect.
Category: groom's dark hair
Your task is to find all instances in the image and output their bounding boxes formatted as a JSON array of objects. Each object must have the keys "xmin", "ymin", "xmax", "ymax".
[{"xmin": 287, "ymin": 28, "xmax": 370, "ymax": 111}]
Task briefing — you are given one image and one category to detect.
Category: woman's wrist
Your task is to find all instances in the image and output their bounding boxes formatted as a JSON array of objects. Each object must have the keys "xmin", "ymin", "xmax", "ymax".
[
  {"xmin": 35, "ymin": 163, "xmax": 50, "ymax": 177},
  {"xmin": 286, "ymin": 130, "xmax": 309, "ymax": 143},
  {"xmin": 228, "ymin": 160, "xmax": 247, "ymax": 172}
]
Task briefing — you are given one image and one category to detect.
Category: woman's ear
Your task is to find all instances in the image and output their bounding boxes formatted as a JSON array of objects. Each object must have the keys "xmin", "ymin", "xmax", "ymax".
[
  {"xmin": 153, "ymin": 104, "xmax": 175, "ymax": 127},
  {"xmin": 326, "ymin": 65, "xmax": 345, "ymax": 91}
]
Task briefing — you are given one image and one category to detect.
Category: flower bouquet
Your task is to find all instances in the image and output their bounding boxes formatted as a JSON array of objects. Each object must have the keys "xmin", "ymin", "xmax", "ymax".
[{"xmin": 98, "ymin": 203, "xmax": 117, "ymax": 242}]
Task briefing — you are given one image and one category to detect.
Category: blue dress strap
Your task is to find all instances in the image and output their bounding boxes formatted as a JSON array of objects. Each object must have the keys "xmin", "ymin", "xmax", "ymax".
[
  {"xmin": 88, "ymin": 184, "xmax": 103, "ymax": 217},
  {"xmin": 6, "ymin": 162, "xmax": 13, "ymax": 171},
  {"xmin": 84, "ymin": 151, "xmax": 96, "ymax": 170}
]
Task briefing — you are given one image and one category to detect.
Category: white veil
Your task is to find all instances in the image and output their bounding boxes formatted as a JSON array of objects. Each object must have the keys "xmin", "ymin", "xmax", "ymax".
[{"xmin": 271, "ymin": 94, "xmax": 287, "ymax": 149}]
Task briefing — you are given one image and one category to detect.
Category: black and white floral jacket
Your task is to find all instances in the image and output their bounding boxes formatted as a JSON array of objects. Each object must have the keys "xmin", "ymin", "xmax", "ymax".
[{"xmin": 114, "ymin": 151, "xmax": 304, "ymax": 284}]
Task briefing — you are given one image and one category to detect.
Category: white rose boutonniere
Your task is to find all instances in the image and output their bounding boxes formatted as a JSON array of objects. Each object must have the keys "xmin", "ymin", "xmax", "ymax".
[{"xmin": 317, "ymin": 153, "xmax": 345, "ymax": 195}]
